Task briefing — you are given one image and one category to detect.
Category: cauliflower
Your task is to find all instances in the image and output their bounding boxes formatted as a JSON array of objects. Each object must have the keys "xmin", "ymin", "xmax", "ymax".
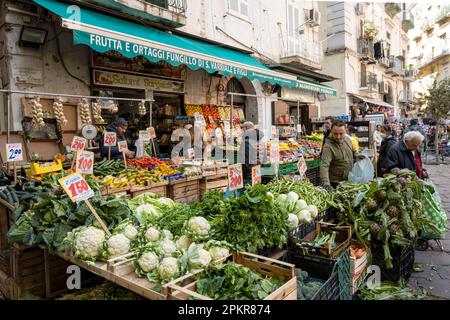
[
  {"xmin": 123, "ymin": 224, "xmax": 138, "ymax": 240},
  {"xmin": 176, "ymin": 235, "xmax": 191, "ymax": 249},
  {"xmin": 145, "ymin": 227, "xmax": 161, "ymax": 242},
  {"xmin": 158, "ymin": 239, "xmax": 177, "ymax": 257},
  {"xmin": 71, "ymin": 226, "xmax": 105, "ymax": 261},
  {"xmin": 106, "ymin": 234, "xmax": 130, "ymax": 258},
  {"xmin": 185, "ymin": 244, "xmax": 212, "ymax": 271},
  {"xmin": 159, "ymin": 257, "xmax": 179, "ymax": 281},
  {"xmin": 162, "ymin": 229, "xmax": 174, "ymax": 240},
  {"xmin": 137, "ymin": 251, "xmax": 159, "ymax": 273},
  {"xmin": 197, "ymin": 248, "xmax": 212, "ymax": 268},
  {"xmin": 135, "ymin": 204, "xmax": 161, "ymax": 224},
  {"xmin": 208, "ymin": 246, "xmax": 230, "ymax": 262},
  {"xmin": 187, "ymin": 217, "xmax": 211, "ymax": 237}
]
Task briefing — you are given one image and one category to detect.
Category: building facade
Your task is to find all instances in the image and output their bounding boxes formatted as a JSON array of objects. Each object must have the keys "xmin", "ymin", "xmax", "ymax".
[
  {"xmin": 0, "ymin": 0, "xmax": 338, "ymax": 142},
  {"xmin": 408, "ymin": 2, "xmax": 450, "ymax": 116},
  {"xmin": 319, "ymin": 2, "xmax": 414, "ymax": 119}
]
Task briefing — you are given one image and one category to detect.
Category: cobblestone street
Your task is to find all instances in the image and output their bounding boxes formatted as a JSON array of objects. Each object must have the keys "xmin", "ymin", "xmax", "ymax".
[{"xmin": 407, "ymin": 165, "xmax": 450, "ymax": 299}]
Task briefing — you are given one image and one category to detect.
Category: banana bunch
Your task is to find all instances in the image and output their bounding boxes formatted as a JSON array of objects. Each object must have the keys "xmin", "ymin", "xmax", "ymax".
[
  {"xmin": 30, "ymin": 97, "xmax": 46, "ymax": 128},
  {"xmin": 53, "ymin": 98, "xmax": 68, "ymax": 127},
  {"xmin": 185, "ymin": 105, "xmax": 203, "ymax": 117},
  {"xmin": 101, "ymin": 175, "xmax": 129, "ymax": 189},
  {"xmin": 92, "ymin": 100, "xmax": 105, "ymax": 123},
  {"xmin": 138, "ymin": 100, "xmax": 147, "ymax": 116},
  {"xmin": 79, "ymin": 98, "xmax": 92, "ymax": 125}
]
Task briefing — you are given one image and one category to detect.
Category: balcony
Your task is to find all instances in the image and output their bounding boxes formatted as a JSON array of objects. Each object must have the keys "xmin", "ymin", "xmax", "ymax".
[
  {"xmin": 421, "ymin": 21, "xmax": 435, "ymax": 33},
  {"xmin": 402, "ymin": 12, "xmax": 414, "ymax": 33},
  {"xmin": 280, "ymin": 35, "xmax": 323, "ymax": 70},
  {"xmin": 417, "ymin": 43, "xmax": 450, "ymax": 68},
  {"xmin": 78, "ymin": 0, "xmax": 187, "ymax": 27},
  {"xmin": 435, "ymin": 5, "xmax": 450, "ymax": 24},
  {"xmin": 403, "ymin": 69, "xmax": 417, "ymax": 82},
  {"xmin": 385, "ymin": 3, "xmax": 401, "ymax": 19},
  {"xmin": 399, "ymin": 90, "xmax": 414, "ymax": 104},
  {"xmin": 377, "ymin": 56, "xmax": 390, "ymax": 68},
  {"xmin": 360, "ymin": 72, "xmax": 378, "ymax": 92},
  {"xmin": 386, "ymin": 56, "xmax": 405, "ymax": 77},
  {"xmin": 357, "ymin": 39, "xmax": 376, "ymax": 64}
]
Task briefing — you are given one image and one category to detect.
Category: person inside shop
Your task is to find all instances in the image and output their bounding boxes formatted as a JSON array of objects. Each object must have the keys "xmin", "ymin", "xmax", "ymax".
[
  {"xmin": 320, "ymin": 120, "xmax": 355, "ymax": 191},
  {"xmin": 377, "ymin": 125, "xmax": 397, "ymax": 177},
  {"xmin": 170, "ymin": 124, "xmax": 185, "ymax": 157},
  {"xmin": 99, "ymin": 118, "xmax": 135, "ymax": 160},
  {"xmin": 321, "ymin": 116, "xmax": 334, "ymax": 149},
  {"xmin": 386, "ymin": 131, "xmax": 428, "ymax": 179},
  {"xmin": 239, "ymin": 121, "xmax": 265, "ymax": 182},
  {"xmin": 373, "ymin": 125, "xmax": 385, "ymax": 151}
]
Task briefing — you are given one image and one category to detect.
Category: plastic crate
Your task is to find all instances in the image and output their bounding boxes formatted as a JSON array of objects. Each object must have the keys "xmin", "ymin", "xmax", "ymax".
[
  {"xmin": 305, "ymin": 167, "xmax": 320, "ymax": 186},
  {"xmin": 284, "ymin": 248, "xmax": 351, "ymax": 300},
  {"xmin": 306, "ymin": 159, "xmax": 320, "ymax": 170},
  {"xmin": 371, "ymin": 243, "xmax": 415, "ymax": 282}
]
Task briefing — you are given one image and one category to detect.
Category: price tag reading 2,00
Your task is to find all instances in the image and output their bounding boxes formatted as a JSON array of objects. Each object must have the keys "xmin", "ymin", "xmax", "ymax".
[
  {"xmin": 104, "ymin": 132, "xmax": 117, "ymax": 147},
  {"xmin": 6, "ymin": 143, "xmax": 23, "ymax": 162},
  {"xmin": 71, "ymin": 136, "xmax": 87, "ymax": 152},
  {"xmin": 59, "ymin": 173, "xmax": 94, "ymax": 203},
  {"xmin": 228, "ymin": 164, "xmax": 243, "ymax": 191}
]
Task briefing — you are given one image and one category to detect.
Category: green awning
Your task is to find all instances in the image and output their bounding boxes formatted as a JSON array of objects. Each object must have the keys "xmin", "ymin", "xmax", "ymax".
[{"xmin": 34, "ymin": 0, "xmax": 336, "ymax": 96}]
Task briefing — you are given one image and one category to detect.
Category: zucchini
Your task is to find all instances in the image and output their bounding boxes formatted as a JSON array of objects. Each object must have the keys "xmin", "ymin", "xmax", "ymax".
[
  {"xmin": 10, "ymin": 189, "xmax": 19, "ymax": 203},
  {"xmin": 0, "ymin": 190, "xmax": 8, "ymax": 202},
  {"xmin": 4, "ymin": 189, "xmax": 14, "ymax": 204}
]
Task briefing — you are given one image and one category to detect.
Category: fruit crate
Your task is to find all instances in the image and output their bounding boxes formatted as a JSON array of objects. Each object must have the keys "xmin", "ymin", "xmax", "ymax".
[
  {"xmin": 199, "ymin": 173, "xmax": 228, "ymax": 198},
  {"xmin": 290, "ymin": 222, "xmax": 351, "ymax": 259},
  {"xmin": 284, "ymin": 248, "xmax": 351, "ymax": 300},
  {"xmin": 306, "ymin": 159, "xmax": 320, "ymax": 170},
  {"xmin": 166, "ymin": 252, "xmax": 297, "ymax": 300},
  {"xmin": 371, "ymin": 243, "xmax": 415, "ymax": 282}
]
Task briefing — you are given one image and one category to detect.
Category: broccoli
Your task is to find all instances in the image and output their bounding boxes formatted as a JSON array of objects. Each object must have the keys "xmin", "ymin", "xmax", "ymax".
[{"xmin": 301, "ymin": 282, "xmax": 323, "ymax": 300}]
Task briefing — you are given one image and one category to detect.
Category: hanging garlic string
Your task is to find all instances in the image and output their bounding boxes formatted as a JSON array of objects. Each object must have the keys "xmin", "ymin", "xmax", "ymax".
[
  {"xmin": 138, "ymin": 100, "xmax": 147, "ymax": 116},
  {"xmin": 80, "ymin": 98, "xmax": 92, "ymax": 125},
  {"xmin": 30, "ymin": 96, "xmax": 46, "ymax": 128},
  {"xmin": 92, "ymin": 99, "xmax": 105, "ymax": 123},
  {"xmin": 53, "ymin": 97, "xmax": 68, "ymax": 127}
]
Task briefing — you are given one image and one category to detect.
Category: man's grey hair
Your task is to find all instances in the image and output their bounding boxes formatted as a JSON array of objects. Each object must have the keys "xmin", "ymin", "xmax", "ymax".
[
  {"xmin": 404, "ymin": 131, "xmax": 424, "ymax": 143},
  {"xmin": 242, "ymin": 121, "xmax": 254, "ymax": 129}
]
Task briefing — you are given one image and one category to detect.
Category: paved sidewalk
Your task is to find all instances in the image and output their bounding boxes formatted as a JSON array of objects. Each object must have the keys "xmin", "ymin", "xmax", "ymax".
[{"xmin": 407, "ymin": 165, "xmax": 450, "ymax": 299}]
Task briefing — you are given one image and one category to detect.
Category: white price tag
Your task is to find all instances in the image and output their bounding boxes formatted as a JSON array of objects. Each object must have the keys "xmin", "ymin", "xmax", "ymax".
[
  {"xmin": 59, "ymin": 173, "xmax": 94, "ymax": 203},
  {"xmin": 104, "ymin": 132, "xmax": 117, "ymax": 147},
  {"xmin": 71, "ymin": 136, "xmax": 87, "ymax": 152},
  {"xmin": 297, "ymin": 124, "xmax": 302, "ymax": 133},
  {"xmin": 297, "ymin": 157, "xmax": 307, "ymax": 178},
  {"xmin": 76, "ymin": 151, "xmax": 94, "ymax": 175},
  {"xmin": 139, "ymin": 130, "xmax": 150, "ymax": 142},
  {"xmin": 228, "ymin": 164, "xmax": 243, "ymax": 191},
  {"xmin": 251, "ymin": 165, "xmax": 262, "ymax": 186},
  {"xmin": 147, "ymin": 127, "xmax": 156, "ymax": 139},
  {"xmin": 118, "ymin": 141, "xmax": 128, "ymax": 153},
  {"xmin": 6, "ymin": 143, "xmax": 23, "ymax": 162},
  {"xmin": 187, "ymin": 148, "xmax": 195, "ymax": 159}
]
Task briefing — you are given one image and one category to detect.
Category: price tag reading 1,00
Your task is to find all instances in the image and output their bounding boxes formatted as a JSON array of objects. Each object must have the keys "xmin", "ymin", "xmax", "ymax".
[
  {"xmin": 76, "ymin": 151, "xmax": 94, "ymax": 175},
  {"xmin": 104, "ymin": 132, "xmax": 117, "ymax": 147},
  {"xmin": 6, "ymin": 143, "xmax": 23, "ymax": 162},
  {"xmin": 59, "ymin": 173, "xmax": 94, "ymax": 203}
]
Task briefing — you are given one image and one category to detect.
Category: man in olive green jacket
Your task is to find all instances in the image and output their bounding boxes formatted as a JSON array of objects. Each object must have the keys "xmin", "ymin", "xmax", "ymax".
[{"xmin": 320, "ymin": 120, "xmax": 355, "ymax": 190}]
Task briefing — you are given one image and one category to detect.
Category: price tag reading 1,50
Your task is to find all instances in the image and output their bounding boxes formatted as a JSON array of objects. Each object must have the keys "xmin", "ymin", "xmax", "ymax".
[
  {"xmin": 76, "ymin": 151, "xmax": 94, "ymax": 175},
  {"xmin": 59, "ymin": 173, "xmax": 94, "ymax": 203},
  {"xmin": 71, "ymin": 136, "xmax": 87, "ymax": 152},
  {"xmin": 104, "ymin": 132, "xmax": 117, "ymax": 147},
  {"xmin": 6, "ymin": 143, "xmax": 23, "ymax": 162}
]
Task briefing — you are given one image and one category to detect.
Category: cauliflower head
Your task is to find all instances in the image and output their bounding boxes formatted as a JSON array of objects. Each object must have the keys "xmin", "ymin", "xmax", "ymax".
[
  {"xmin": 123, "ymin": 224, "xmax": 138, "ymax": 240},
  {"xmin": 137, "ymin": 251, "xmax": 159, "ymax": 273},
  {"xmin": 145, "ymin": 227, "xmax": 161, "ymax": 242},
  {"xmin": 187, "ymin": 216, "xmax": 211, "ymax": 236},
  {"xmin": 159, "ymin": 257, "xmax": 179, "ymax": 281},
  {"xmin": 73, "ymin": 226, "xmax": 106, "ymax": 260},
  {"xmin": 106, "ymin": 233, "xmax": 130, "ymax": 257},
  {"xmin": 158, "ymin": 239, "xmax": 177, "ymax": 257},
  {"xmin": 176, "ymin": 235, "xmax": 191, "ymax": 250},
  {"xmin": 208, "ymin": 246, "xmax": 230, "ymax": 262},
  {"xmin": 162, "ymin": 229, "xmax": 174, "ymax": 240}
]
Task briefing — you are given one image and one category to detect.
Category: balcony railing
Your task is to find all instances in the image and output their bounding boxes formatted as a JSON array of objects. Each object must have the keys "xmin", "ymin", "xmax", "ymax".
[
  {"xmin": 417, "ymin": 42, "xmax": 450, "ymax": 66},
  {"xmin": 282, "ymin": 35, "xmax": 323, "ymax": 65},
  {"xmin": 145, "ymin": 0, "xmax": 186, "ymax": 14},
  {"xmin": 377, "ymin": 56, "xmax": 390, "ymax": 67},
  {"xmin": 385, "ymin": 3, "xmax": 401, "ymax": 18},
  {"xmin": 361, "ymin": 71, "xmax": 377, "ymax": 89},
  {"xmin": 399, "ymin": 90, "xmax": 414, "ymax": 103},
  {"xmin": 357, "ymin": 39, "xmax": 375, "ymax": 60},
  {"xmin": 404, "ymin": 69, "xmax": 417, "ymax": 81},
  {"xmin": 436, "ymin": 5, "xmax": 450, "ymax": 24},
  {"xmin": 402, "ymin": 12, "xmax": 414, "ymax": 32},
  {"xmin": 386, "ymin": 56, "xmax": 405, "ymax": 76}
]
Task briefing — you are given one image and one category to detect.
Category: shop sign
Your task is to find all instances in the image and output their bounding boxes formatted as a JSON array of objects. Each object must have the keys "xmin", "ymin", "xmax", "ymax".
[
  {"xmin": 228, "ymin": 164, "xmax": 243, "ymax": 191},
  {"xmin": 104, "ymin": 132, "xmax": 117, "ymax": 146},
  {"xmin": 297, "ymin": 157, "xmax": 307, "ymax": 179},
  {"xmin": 118, "ymin": 141, "xmax": 128, "ymax": 152},
  {"xmin": 71, "ymin": 136, "xmax": 87, "ymax": 152},
  {"xmin": 13, "ymin": 68, "xmax": 43, "ymax": 85},
  {"xmin": 59, "ymin": 173, "xmax": 94, "ymax": 203},
  {"xmin": 251, "ymin": 165, "xmax": 262, "ymax": 186},
  {"xmin": 6, "ymin": 143, "xmax": 23, "ymax": 162},
  {"xmin": 76, "ymin": 151, "xmax": 94, "ymax": 175},
  {"xmin": 93, "ymin": 70, "xmax": 184, "ymax": 93},
  {"xmin": 280, "ymin": 87, "xmax": 315, "ymax": 103}
]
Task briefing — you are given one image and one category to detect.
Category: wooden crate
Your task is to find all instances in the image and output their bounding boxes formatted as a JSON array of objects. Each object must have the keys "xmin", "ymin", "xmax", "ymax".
[
  {"xmin": 130, "ymin": 181, "xmax": 169, "ymax": 198},
  {"xmin": 199, "ymin": 173, "xmax": 228, "ymax": 198},
  {"xmin": 57, "ymin": 252, "xmax": 168, "ymax": 300},
  {"xmin": 169, "ymin": 176, "xmax": 201, "ymax": 203},
  {"xmin": 106, "ymin": 185, "xmax": 130, "ymax": 196},
  {"xmin": 166, "ymin": 252, "xmax": 297, "ymax": 300}
]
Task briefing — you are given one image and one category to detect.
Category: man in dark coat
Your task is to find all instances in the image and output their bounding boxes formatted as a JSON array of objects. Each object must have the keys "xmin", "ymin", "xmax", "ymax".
[
  {"xmin": 386, "ymin": 131, "xmax": 428, "ymax": 179},
  {"xmin": 239, "ymin": 121, "xmax": 265, "ymax": 181},
  {"xmin": 320, "ymin": 116, "xmax": 334, "ymax": 156},
  {"xmin": 377, "ymin": 125, "xmax": 397, "ymax": 177},
  {"xmin": 99, "ymin": 118, "xmax": 134, "ymax": 160}
]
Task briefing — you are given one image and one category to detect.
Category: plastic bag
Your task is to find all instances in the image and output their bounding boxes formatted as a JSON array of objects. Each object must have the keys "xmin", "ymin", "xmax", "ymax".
[
  {"xmin": 135, "ymin": 140, "xmax": 149, "ymax": 158},
  {"xmin": 421, "ymin": 183, "xmax": 447, "ymax": 239},
  {"xmin": 348, "ymin": 158, "xmax": 374, "ymax": 183}
]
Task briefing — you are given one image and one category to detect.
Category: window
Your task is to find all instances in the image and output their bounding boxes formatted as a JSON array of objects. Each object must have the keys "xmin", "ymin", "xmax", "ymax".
[
  {"xmin": 443, "ymin": 64, "xmax": 449, "ymax": 79},
  {"xmin": 228, "ymin": 0, "xmax": 249, "ymax": 19},
  {"xmin": 386, "ymin": 32, "xmax": 391, "ymax": 40},
  {"xmin": 361, "ymin": 63, "xmax": 367, "ymax": 87}
]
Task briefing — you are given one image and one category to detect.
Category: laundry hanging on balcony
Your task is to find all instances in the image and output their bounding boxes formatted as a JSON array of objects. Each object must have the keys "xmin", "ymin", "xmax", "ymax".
[{"xmin": 33, "ymin": 0, "xmax": 337, "ymax": 96}]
